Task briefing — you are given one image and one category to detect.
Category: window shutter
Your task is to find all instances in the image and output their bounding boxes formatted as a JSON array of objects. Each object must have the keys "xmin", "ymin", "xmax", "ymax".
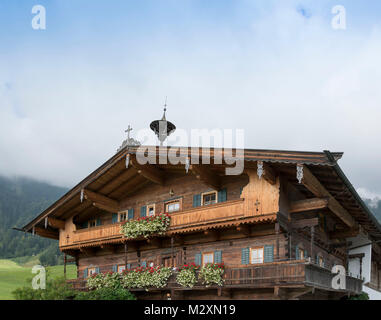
[
  {"xmin": 295, "ymin": 245, "xmax": 300, "ymax": 260},
  {"xmin": 315, "ymin": 255, "xmax": 319, "ymax": 265},
  {"xmin": 218, "ymin": 189, "xmax": 227, "ymax": 203},
  {"xmin": 241, "ymin": 248, "xmax": 250, "ymax": 265},
  {"xmin": 195, "ymin": 253, "xmax": 202, "ymax": 266},
  {"xmin": 193, "ymin": 194, "xmax": 201, "ymax": 207},
  {"xmin": 81, "ymin": 221, "xmax": 88, "ymax": 229},
  {"xmin": 83, "ymin": 268, "xmax": 88, "ymax": 279},
  {"xmin": 214, "ymin": 250, "xmax": 222, "ymax": 264},
  {"xmin": 264, "ymin": 245, "xmax": 274, "ymax": 263},
  {"xmin": 239, "ymin": 187, "xmax": 243, "ymax": 196},
  {"xmin": 112, "ymin": 213, "xmax": 118, "ymax": 224},
  {"xmin": 141, "ymin": 261, "xmax": 147, "ymax": 267},
  {"xmin": 127, "ymin": 263, "xmax": 131, "ymax": 270},
  {"xmin": 140, "ymin": 206, "xmax": 147, "ymax": 217},
  {"xmin": 96, "ymin": 218, "xmax": 101, "ymax": 226},
  {"xmin": 128, "ymin": 208, "xmax": 134, "ymax": 220},
  {"xmin": 112, "ymin": 265, "xmax": 117, "ymax": 273},
  {"xmin": 95, "ymin": 267, "xmax": 100, "ymax": 274},
  {"xmin": 304, "ymin": 250, "xmax": 308, "ymax": 259}
]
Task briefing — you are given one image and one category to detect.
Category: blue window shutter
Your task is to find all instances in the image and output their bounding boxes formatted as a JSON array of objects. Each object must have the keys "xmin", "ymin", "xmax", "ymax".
[
  {"xmin": 241, "ymin": 248, "xmax": 250, "ymax": 265},
  {"xmin": 112, "ymin": 213, "xmax": 118, "ymax": 224},
  {"xmin": 81, "ymin": 221, "xmax": 88, "ymax": 229},
  {"xmin": 295, "ymin": 245, "xmax": 300, "ymax": 260},
  {"xmin": 112, "ymin": 265, "xmax": 117, "ymax": 272},
  {"xmin": 304, "ymin": 250, "xmax": 308, "ymax": 259},
  {"xmin": 141, "ymin": 261, "xmax": 147, "ymax": 268},
  {"xmin": 95, "ymin": 267, "xmax": 100, "ymax": 274},
  {"xmin": 214, "ymin": 250, "xmax": 222, "ymax": 263},
  {"xmin": 218, "ymin": 189, "xmax": 227, "ymax": 203},
  {"xmin": 96, "ymin": 218, "xmax": 101, "ymax": 226},
  {"xmin": 195, "ymin": 253, "xmax": 202, "ymax": 266},
  {"xmin": 83, "ymin": 268, "xmax": 88, "ymax": 278},
  {"xmin": 264, "ymin": 245, "xmax": 274, "ymax": 263},
  {"xmin": 315, "ymin": 255, "xmax": 319, "ymax": 265},
  {"xmin": 127, "ymin": 263, "xmax": 131, "ymax": 270},
  {"xmin": 128, "ymin": 208, "xmax": 134, "ymax": 220},
  {"xmin": 193, "ymin": 194, "xmax": 201, "ymax": 207},
  {"xmin": 140, "ymin": 206, "xmax": 147, "ymax": 217}
]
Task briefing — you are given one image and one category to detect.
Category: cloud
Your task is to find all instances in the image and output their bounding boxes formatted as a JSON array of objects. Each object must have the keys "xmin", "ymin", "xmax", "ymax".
[{"xmin": 0, "ymin": 1, "xmax": 381, "ymax": 196}]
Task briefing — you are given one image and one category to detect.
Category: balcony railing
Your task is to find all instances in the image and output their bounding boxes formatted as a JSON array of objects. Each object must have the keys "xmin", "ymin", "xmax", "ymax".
[
  {"xmin": 67, "ymin": 261, "xmax": 363, "ymax": 295},
  {"xmin": 63, "ymin": 199, "xmax": 254, "ymax": 247}
]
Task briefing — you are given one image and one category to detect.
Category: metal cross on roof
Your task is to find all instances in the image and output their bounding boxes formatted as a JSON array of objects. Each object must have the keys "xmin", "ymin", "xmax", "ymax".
[{"xmin": 125, "ymin": 125, "xmax": 133, "ymax": 140}]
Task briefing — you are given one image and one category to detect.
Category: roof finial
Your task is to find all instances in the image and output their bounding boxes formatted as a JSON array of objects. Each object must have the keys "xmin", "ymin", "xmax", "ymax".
[{"xmin": 162, "ymin": 96, "xmax": 167, "ymax": 120}]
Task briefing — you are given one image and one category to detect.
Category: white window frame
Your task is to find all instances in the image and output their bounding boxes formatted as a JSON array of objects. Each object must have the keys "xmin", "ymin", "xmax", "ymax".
[
  {"xmin": 165, "ymin": 199, "xmax": 181, "ymax": 213},
  {"xmin": 118, "ymin": 265, "xmax": 126, "ymax": 273},
  {"xmin": 88, "ymin": 267, "xmax": 97, "ymax": 276},
  {"xmin": 250, "ymin": 247, "xmax": 264, "ymax": 264},
  {"xmin": 202, "ymin": 252, "xmax": 214, "ymax": 266},
  {"xmin": 201, "ymin": 191, "xmax": 217, "ymax": 206},
  {"xmin": 119, "ymin": 211, "xmax": 127, "ymax": 222},
  {"xmin": 88, "ymin": 219, "xmax": 97, "ymax": 228},
  {"xmin": 147, "ymin": 204, "xmax": 155, "ymax": 217}
]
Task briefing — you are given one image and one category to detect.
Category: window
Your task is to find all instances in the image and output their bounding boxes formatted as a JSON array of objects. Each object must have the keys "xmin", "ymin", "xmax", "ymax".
[
  {"xmin": 88, "ymin": 220, "xmax": 97, "ymax": 228},
  {"xmin": 298, "ymin": 248, "xmax": 305, "ymax": 260},
  {"xmin": 118, "ymin": 265, "xmax": 126, "ymax": 273},
  {"xmin": 119, "ymin": 212, "xmax": 127, "ymax": 222},
  {"xmin": 147, "ymin": 204, "xmax": 155, "ymax": 216},
  {"xmin": 88, "ymin": 267, "xmax": 97, "ymax": 276},
  {"xmin": 202, "ymin": 191, "xmax": 217, "ymax": 206},
  {"xmin": 318, "ymin": 256, "xmax": 324, "ymax": 267},
  {"xmin": 202, "ymin": 252, "xmax": 214, "ymax": 266},
  {"xmin": 148, "ymin": 261, "xmax": 155, "ymax": 267},
  {"xmin": 165, "ymin": 200, "xmax": 181, "ymax": 213},
  {"xmin": 250, "ymin": 247, "xmax": 264, "ymax": 264}
]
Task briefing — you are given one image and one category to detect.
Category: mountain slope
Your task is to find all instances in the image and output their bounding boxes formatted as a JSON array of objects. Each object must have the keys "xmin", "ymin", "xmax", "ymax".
[{"xmin": 0, "ymin": 176, "xmax": 67, "ymax": 259}]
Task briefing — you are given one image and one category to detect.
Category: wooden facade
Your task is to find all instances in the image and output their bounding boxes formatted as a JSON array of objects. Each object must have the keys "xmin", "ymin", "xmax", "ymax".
[{"xmin": 21, "ymin": 147, "xmax": 381, "ymax": 299}]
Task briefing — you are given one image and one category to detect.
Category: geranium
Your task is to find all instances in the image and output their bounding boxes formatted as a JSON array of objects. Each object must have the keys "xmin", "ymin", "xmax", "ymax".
[
  {"xmin": 120, "ymin": 213, "xmax": 171, "ymax": 239},
  {"xmin": 176, "ymin": 263, "xmax": 200, "ymax": 288},
  {"xmin": 86, "ymin": 272, "xmax": 122, "ymax": 290},
  {"xmin": 121, "ymin": 266, "xmax": 172, "ymax": 290},
  {"xmin": 198, "ymin": 263, "xmax": 225, "ymax": 287}
]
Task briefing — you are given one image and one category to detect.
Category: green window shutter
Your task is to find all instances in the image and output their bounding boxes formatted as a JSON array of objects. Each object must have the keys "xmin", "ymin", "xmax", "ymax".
[
  {"xmin": 127, "ymin": 263, "xmax": 131, "ymax": 270},
  {"xmin": 315, "ymin": 255, "xmax": 319, "ymax": 265},
  {"xmin": 304, "ymin": 250, "xmax": 308, "ymax": 259},
  {"xmin": 264, "ymin": 245, "xmax": 274, "ymax": 263},
  {"xmin": 96, "ymin": 218, "xmax": 101, "ymax": 226},
  {"xmin": 112, "ymin": 265, "xmax": 117, "ymax": 272},
  {"xmin": 112, "ymin": 213, "xmax": 118, "ymax": 224},
  {"xmin": 195, "ymin": 253, "xmax": 202, "ymax": 266},
  {"xmin": 214, "ymin": 250, "xmax": 222, "ymax": 263},
  {"xmin": 218, "ymin": 188, "xmax": 227, "ymax": 203},
  {"xmin": 193, "ymin": 194, "xmax": 201, "ymax": 207},
  {"xmin": 295, "ymin": 245, "xmax": 300, "ymax": 260},
  {"xmin": 83, "ymin": 268, "xmax": 88, "ymax": 278},
  {"xmin": 128, "ymin": 208, "xmax": 134, "ymax": 220},
  {"xmin": 81, "ymin": 221, "xmax": 88, "ymax": 229},
  {"xmin": 141, "ymin": 261, "xmax": 147, "ymax": 267},
  {"xmin": 239, "ymin": 187, "xmax": 243, "ymax": 196},
  {"xmin": 95, "ymin": 267, "xmax": 100, "ymax": 274},
  {"xmin": 241, "ymin": 247, "xmax": 250, "ymax": 265},
  {"xmin": 140, "ymin": 206, "xmax": 147, "ymax": 217}
]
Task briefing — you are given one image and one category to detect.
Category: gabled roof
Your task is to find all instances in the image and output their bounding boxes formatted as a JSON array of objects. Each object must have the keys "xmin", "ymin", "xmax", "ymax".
[{"xmin": 19, "ymin": 146, "xmax": 381, "ymax": 241}]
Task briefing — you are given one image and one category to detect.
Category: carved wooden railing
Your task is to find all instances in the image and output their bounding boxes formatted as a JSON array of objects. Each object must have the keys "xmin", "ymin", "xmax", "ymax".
[
  {"xmin": 66, "ymin": 199, "xmax": 249, "ymax": 246},
  {"xmin": 67, "ymin": 261, "xmax": 363, "ymax": 295}
]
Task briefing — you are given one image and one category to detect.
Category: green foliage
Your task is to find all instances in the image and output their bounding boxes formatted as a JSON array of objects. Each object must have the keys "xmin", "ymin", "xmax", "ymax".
[
  {"xmin": 346, "ymin": 292, "xmax": 369, "ymax": 300},
  {"xmin": 120, "ymin": 213, "xmax": 171, "ymax": 239},
  {"xmin": 198, "ymin": 263, "xmax": 225, "ymax": 287},
  {"xmin": 74, "ymin": 287, "xmax": 136, "ymax": 300},
  {"xmin": 0, "ymin": 176, "xmax": 67, "ymax": 260},
  {"xmin": 176, "ymin": 264, "xmax": 199, "ymax": 288}
]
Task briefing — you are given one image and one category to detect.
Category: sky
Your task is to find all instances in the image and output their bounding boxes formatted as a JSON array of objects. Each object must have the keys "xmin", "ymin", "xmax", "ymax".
[{"xmin": 0, "ymin": 0, "xmax": 381, "ymax": 202}]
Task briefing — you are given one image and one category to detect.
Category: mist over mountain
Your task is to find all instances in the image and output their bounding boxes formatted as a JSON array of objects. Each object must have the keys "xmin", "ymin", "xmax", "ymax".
[{"xmin": 0, "ymin": 175, "xmax": 67, "ymax": 259}]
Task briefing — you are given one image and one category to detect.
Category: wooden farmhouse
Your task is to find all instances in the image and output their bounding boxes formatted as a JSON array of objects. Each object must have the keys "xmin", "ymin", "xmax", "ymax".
[{"xmin": 20, "ymin": 144, "xmax": 381, "ymax": 300}]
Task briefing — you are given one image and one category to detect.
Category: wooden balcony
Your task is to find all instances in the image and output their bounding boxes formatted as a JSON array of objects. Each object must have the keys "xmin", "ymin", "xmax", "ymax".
[
  {"xmin": 67, "ymin": 261, "xmax": 363, "ymax": 297},
  {"xmin": 61, "ymin": 199, "xmax": 275, "ymax": 248}
]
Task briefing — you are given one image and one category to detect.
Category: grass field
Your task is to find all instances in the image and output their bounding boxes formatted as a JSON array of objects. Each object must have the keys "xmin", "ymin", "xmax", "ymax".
[{"xmin": 0, "ymin": 259, "xmax": 77, "ymax": 300}]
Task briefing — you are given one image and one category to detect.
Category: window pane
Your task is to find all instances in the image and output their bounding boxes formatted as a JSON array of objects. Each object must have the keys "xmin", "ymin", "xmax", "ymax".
[
  {"xmin": 251, "ymin": 248, "xmax": 264, "ymax": 264},
  {"xmin": 118, "ymin": 266, "xmax": 126, "ymax": 273},
  {"xmin": 203, "ymin": 253, "xmax": 214, "ymax": 265}
]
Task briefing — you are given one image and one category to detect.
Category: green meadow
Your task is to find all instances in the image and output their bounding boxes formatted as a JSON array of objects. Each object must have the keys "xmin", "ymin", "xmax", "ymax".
[{"xmin": 0, "ymin": 258, "xmax": 77, "ymax": 300}]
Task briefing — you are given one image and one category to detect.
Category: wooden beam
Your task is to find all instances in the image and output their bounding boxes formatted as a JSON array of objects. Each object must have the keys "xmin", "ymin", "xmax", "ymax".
[
  {"xmin": 301, "ymin": 166, "xmax": 356, "ymax": 228},
  {"xmin": 236, "ymin": 225, "xmax": 251, "ymax": 236},
  {"xmin": 47, "ymin": 217, "xmax": 65, "ymax": 230},
  {"xmin": 146, "ymin": 238, "xmax": 162, "ymax": 248},
  {"xmin": 130, "ymin": 156, "xmax": 165, "ymax": 185},
  {"xmin": 261, "ymin": 162, "xmax": 276, "ymax": 185},
  {"xmin": 291, "ymin": 218, "xmax": 319, "ymax": 229},
  {"xmin": 329, "ymin": 228, "xmax": 359, "ymax": 239},
  {"xmin": 34, "ymin": 227, "xmax": 59, "ymax": 240},
  {"xmin": 83, "ymin": 189, "xmax": 119, "ymax": 213},
  {"xmin": 290, "ymin": 198, "xmax": 328, "ymax": 213},
  {"xmin": 190, "ymin": 164, "xmax": 221, "ymax": 190}
]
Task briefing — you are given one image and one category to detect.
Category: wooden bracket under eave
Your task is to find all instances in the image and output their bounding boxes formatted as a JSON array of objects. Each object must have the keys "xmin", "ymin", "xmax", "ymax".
[
  {"xmin": 83, "ymin": 189, "xmax": 120, "ymax": 213},
  {"xmin": 130, "ymin": 155, "xmax": 165, "ymax": 185},
  {"xmin": 190, "ymin": 164, "xmax": 221, "ymax": 190},
  {"xmin": 47, "ymin": 217, "xmax": 65, "ymax": 230}
]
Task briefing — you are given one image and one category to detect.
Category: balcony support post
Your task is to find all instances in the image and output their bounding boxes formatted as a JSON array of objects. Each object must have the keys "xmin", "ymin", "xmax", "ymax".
[
  {"xmin": 183, "ymin": 246, "xmax": 186, "ymax": 265},
  {"xmin": 171, "ymin": 237, "xmax": 174, "ymax": 267},
  {"xmin": 311, "ymin": 226, "xmax": 314, "ymax": 262},
  {"xmin": 64, "ymin": 253, "xmax": 67, "ymax": 279},
  {"xmin": 275, "ymin": 223, "xmax": 280, "ymax": 261},
  {"xmin": 124, "ymin": 242, "xmax": 128, "ymax": 270}
]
